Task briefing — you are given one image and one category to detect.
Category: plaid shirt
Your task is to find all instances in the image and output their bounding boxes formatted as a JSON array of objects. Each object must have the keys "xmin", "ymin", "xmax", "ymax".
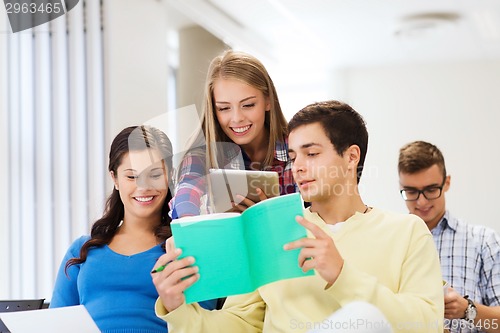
[
  {"xmin": 433, "ymin": 211, "xmax": 500, "ymax": 333},
  {"xmin": 169, "ymin": 140, "xmax": 296, "ymax": 219}
]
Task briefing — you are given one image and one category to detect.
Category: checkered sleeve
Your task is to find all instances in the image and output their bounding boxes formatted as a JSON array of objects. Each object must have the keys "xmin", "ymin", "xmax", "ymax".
[
  {"xmin": 169, "ymin": 152, "xmax": 208, "ymax": 219},
  {"xmin": 479, "ymin": 227, "xmax": 500, "ymax": 306},
  {"xmin": 270, "ymin": 140, "xmax": 297, "ymax": 195}
]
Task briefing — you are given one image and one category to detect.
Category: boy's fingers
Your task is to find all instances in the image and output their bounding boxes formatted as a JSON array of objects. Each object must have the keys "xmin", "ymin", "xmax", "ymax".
[
  {"xmin": 296, "ymin": 216, "xmax": 329, "ymax": 239},
  {"xmin": 284, "ymin": 237, "xmax": 316, "ymax": 250}
]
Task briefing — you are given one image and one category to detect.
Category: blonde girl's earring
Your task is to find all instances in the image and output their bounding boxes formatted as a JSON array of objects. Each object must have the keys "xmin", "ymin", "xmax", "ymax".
[{"xmin": 115, "ymin": 184, "xmax": 119, "ymax": 191}]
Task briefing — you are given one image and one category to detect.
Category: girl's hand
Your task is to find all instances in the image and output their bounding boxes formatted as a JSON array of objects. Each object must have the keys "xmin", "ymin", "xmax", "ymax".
[
  {"xmin": 284, "ymin": 216, "xmax": 344, "ymax": 285},
  {"xmin": 232, "ymin": 188, "xmax": 268, "ymax": 212}
]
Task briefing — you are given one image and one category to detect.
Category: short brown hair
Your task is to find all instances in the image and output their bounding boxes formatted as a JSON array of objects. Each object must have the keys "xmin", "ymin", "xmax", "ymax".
[
  {"xmin": 398, "ymin": 141, "xmax": 446, "ymax": 179},
  {"xmin": 288, "ymin": 100, "xmax": 368, "ymax": 184}
]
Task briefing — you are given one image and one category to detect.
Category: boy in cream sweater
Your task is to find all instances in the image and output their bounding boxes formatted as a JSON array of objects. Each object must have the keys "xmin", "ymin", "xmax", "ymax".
[{"xmin": 152, "ymin": 100, "xmax": 444, "ymax": 333}]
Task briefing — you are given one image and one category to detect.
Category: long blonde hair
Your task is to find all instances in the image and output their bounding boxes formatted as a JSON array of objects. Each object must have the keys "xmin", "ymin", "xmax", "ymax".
[{"xmin": 201, "ymin": 50, "xmax": 288, "ymax": 169}]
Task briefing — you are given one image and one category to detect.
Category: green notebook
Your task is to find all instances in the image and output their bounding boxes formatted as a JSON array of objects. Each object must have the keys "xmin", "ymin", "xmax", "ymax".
[{"xmin": 170, "ymin": 193, "xmax": 313, "ymax": 304}]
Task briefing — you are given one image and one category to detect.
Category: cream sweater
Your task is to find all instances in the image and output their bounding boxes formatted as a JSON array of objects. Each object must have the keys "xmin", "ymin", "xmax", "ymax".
[{"xmin": 156, "ymin": 207, "xmax": 444, "ymax": 333}]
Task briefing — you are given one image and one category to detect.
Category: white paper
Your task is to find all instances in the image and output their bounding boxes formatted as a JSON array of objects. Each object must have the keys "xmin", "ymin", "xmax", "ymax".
[
  {"xmin": 0, "ymin": 305, "xmax": 100, "ymax": 333},
  {"xmin": 307, "ymin": 301, "xmax": 393, "ymax": 333}
]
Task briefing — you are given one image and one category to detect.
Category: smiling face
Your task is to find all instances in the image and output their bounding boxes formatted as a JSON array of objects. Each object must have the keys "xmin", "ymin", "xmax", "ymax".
[
  {"xmin": 399, "ymin": 164, "xmax": 450, "ymax": 230},
  {"xmin": 111, "ymin": 149, "xmax": 169, "ymax": 223},
  {"xmin": 213, "ymin": 78, "xmax": 270, "ymax": 149},
  {"xmin": 288, "ymin": 123, "xmax": 357, "ymax": 204}
]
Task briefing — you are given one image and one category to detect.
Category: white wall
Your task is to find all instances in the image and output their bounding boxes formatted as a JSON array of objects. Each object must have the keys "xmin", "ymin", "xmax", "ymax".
[
  {"xmin": 101, "ymin": 0, "xmax": 169, "ymax": 196},
  {"xmin": 335, "ymin": 60, "xmax": 500, "ymax": 234},
  {"xmin": 103, "ymin": 0, "xmax": 168, "ymax": 147}
]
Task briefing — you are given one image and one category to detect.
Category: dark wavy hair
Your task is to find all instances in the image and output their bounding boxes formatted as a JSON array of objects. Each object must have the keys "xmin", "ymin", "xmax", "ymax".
[{"xmin": 65, "ymin": 125, "xmax": 173, "ymax": 272}]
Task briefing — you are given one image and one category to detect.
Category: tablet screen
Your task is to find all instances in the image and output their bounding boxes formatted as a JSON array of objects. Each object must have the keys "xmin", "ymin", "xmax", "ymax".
[{"xmin": 208, "ymin": 169, "xmax": 279, "ymax": 213}]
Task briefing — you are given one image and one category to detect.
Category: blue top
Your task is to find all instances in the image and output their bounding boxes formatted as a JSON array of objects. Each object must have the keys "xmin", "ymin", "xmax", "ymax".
[{"xmin": 50, "ymin": 236, "xmax": 217, "ymax": 333}]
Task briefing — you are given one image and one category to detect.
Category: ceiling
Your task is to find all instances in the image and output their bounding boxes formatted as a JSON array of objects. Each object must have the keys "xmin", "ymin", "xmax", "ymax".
[{"xmin": 166, "ymin": 0, "xmax": 500, "ymax": 70}]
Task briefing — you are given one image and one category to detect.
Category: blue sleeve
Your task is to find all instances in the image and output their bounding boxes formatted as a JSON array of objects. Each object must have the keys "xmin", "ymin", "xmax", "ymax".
[{"xmin": 49, "ymin": 236, "xmax": 89, "ymax": 307}]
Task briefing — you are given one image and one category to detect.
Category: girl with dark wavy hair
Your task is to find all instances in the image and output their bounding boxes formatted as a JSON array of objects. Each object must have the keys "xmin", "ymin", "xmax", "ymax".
[{"xmin": 50, "ymin": 125, "xmax": 216, "ymax": 333}]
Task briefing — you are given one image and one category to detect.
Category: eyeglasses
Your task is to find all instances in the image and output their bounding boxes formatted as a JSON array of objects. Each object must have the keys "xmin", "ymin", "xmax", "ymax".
[{"xmin": 400, "ymin": 181, "xmax": 445, "ymax": 201}]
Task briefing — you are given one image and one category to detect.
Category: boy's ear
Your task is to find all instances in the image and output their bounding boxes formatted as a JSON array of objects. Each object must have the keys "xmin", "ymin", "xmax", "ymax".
[
  {"xmin": 346, "ymin": 145, "xmax": 361, "ymax": 170},
  {"xmin": 443, "ymin": 175, "xmax": 451, "ymax": 192}
]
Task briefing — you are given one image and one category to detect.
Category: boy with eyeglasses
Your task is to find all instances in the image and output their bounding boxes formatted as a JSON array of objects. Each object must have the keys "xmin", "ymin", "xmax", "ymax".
[{"xmin": 398, "ymin": 140, "xmax": 500, "ymax": 333}]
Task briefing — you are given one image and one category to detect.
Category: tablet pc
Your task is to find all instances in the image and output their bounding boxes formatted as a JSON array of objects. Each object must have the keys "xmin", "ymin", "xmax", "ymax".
[{"xmin": 208, "ymin": 169, "xmax": 280, "ymax": 213}]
